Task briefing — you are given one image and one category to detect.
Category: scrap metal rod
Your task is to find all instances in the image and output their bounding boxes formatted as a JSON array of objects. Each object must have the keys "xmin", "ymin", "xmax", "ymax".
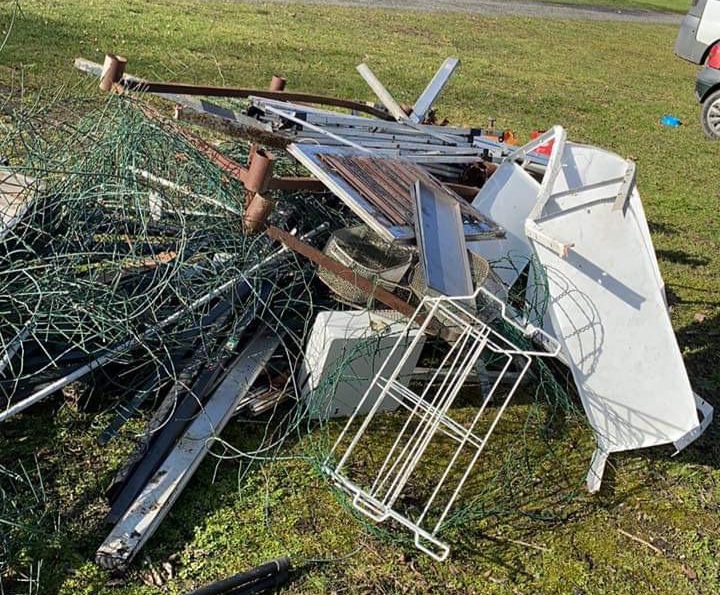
[
  {"xmin": 184, "ymin": 557, "xmax": 290, "ymax": 595},
  {"xmin": 74, "ymin": 57, "xmax": 393, "ymax": 120},
  {"xmin": 266, "ymin": 226, "xmax": 422, "ymax": 325},
  {"xmin": 131, "ymin": 81, "xmax": 394, "ymax": 120}
]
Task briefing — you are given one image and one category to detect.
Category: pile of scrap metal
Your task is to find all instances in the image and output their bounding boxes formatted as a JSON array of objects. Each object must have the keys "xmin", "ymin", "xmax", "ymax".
[{"xmin": 0, "ymin": 52, "xmax": 711, "ymax": 574}]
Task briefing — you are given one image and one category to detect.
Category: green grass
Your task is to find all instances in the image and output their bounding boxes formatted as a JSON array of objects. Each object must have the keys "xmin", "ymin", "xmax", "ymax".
[{"xmin": 1, "ymin": 1, "xmax": 720, "ymax": 594}]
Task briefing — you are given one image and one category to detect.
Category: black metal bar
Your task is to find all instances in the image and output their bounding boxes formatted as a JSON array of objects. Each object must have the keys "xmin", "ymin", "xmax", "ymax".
[
  {"xmin": 105, "ymin": 330, "xmax": 241, "ymax": 522},
  {"xmin": 184, "ymin": 557, "xmax": 290, "ymax": 595}
]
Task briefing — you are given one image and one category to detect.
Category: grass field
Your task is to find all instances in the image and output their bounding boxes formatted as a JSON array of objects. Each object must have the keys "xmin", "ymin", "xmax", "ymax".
[{"xmin": 1, "ymin": 0, "xmax": 720, "ymax": 594}]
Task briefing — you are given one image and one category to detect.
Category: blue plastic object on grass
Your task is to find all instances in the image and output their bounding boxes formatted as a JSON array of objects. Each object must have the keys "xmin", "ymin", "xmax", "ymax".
[{"xmin": 660, "ymin": 115, "xmax": 682, "ymax": 127}]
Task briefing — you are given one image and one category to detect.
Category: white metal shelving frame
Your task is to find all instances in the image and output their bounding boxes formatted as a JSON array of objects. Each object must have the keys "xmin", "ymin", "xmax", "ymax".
[{"xmin": 324, "ymin": 288, "xmax": 560, "ymax": 561}]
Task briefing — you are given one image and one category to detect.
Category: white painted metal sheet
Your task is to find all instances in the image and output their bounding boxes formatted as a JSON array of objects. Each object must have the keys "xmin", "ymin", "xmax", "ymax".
[
  {"xmin": 467, "ymin": 162, "xmax": 540, "ymax": 288},
  {"xmin": 527, "ymin": 141, "xmax": 710, "ymax": 491},
  {"xmin": 299, "ymin": 310, "xmax": 424, "ymax": 420}
]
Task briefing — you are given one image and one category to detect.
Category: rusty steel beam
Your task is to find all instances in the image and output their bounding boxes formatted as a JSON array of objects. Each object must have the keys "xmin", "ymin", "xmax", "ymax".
[
  {"xmin": 266, "ymin": 226, "xmax": 422, "ymax": 325},
  {"xmin": 120, "ymin": 78, "xmax": 393, "ymax": 120},
  {"xmin": 266, "ymin": 177, "xmax": 324, "ymax": 192},
  {"xmin": 76, "ymin": 56, "xmax": 391, "ymax": 119},
  {"xmin": 139, "ymin": 103, "xmax": 324, "ymax": 193},
  {"xmin": 445, "ymin": 182, "xmax": 480, "ymax": 202},
  {"xmin": 174, "ymin": 107, "xmax": 291, "ymax": 148}
]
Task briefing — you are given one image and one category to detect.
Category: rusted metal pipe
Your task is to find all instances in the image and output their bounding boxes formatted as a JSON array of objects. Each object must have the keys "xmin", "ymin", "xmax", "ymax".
[
  {"xmin": 100, "ymin": 54, "xmax": 127, "ymax": 92},
  {"xmin": 245, "ymin": 149, "xmax": 274, "ymax": 194},
  {"xmin": 75, "ymin": 56, "xmax": 394, "ymax": 119},
  {"xmin": 244, "ymin": 193, "xmax": 275, "ymax": 233},
  {"xmin": 125, "ymin": 79, "xmax": 392, "ymax": 119},
  {"xmin": 266, "ymin": 226, "xmax": 422, "ymax": 324},
  {"xmin": 269, "ymin": 75, "xmax": 287, "ymax": 92}
]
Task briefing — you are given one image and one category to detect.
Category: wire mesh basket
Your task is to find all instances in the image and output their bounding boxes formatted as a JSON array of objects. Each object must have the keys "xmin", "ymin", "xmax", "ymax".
[
  {"xmin": 318, "ymin": 225, "xmax": 413, "ymax": 304},
  {"xmin": 409, "ymin": 249, "xmax": 490, "ymax": 301},
  {"xmin": 409, "ymin": 250, "xmax": 504, "ymax": 336}
]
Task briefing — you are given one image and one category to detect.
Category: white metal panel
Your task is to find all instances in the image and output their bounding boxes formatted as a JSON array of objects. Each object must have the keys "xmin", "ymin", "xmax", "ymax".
[
  {"xmin": 543, "ymin": 143, "xmax": 666, "ymax": 301},
  {"xmin": 467, "ymin": 162, "xmax": 540, "ymax": 287},
  {"xmin": 527, "ymin": 142, "xmax": 709, "ymax": 491},
  {"xmin": 299, "ymin": 310, "xmax": 424, "ymax": 419}
]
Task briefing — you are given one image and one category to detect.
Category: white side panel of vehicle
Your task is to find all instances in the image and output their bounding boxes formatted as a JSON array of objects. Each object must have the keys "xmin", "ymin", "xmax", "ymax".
[{"xmin": 698, "ymin": 0, "xmax": 720, "ymax": 46}]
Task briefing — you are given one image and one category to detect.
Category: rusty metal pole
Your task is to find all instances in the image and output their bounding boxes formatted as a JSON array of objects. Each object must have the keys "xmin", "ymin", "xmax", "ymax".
[
  {"xmin": 99, "ymin": 54, "xmax": 127, "ymax": 92},
  {"xmin": 244, "ymin": 149, "xmax": 274, "ymax": 195},
  {"xmin": 269, "ymin": 75, "xmax": 287, "ymax": 92},
  {"xmin": 247, "ymin": 73, "xmax": 285, "ymax": 163},
  {"xmin": 266, "ymin": 226, "xmax": 423, "ymax": 324},
  {"xmin": 244, "ymin": 148, "xmax": 274, "ymax": 228},
  {"xmin": 243, "ymin": 193, "xmax": 275, "ymax": 233},
  {"xmin": 243, "ymin": 72, "xmax": 285, "ymax": 218}
]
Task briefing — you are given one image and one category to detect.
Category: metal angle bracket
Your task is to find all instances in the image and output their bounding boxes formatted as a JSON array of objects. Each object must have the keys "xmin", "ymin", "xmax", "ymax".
[
  {"xmin": 410, "ymin": 57, "xmax": 460, "ymax": 124},
  {"xmin": 585, "ymin": 446, "xmax": 609, "ymax": 493},
  {"xmin": 672, "ymin": 393, "xmax": 714, "ymax": 453},
  {"xmin": 612, "ymin": 160, "xmax": 637, "ymax": 212}
]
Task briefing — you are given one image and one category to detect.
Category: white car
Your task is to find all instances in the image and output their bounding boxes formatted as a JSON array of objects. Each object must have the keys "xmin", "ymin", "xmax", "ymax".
[
  {"xmin": 676, "ymin": 1, "xmax": 720, "ymax": 138},
  {"xmin": 675, "ymin": 0, "xmax": 720, "ymax": 64}
]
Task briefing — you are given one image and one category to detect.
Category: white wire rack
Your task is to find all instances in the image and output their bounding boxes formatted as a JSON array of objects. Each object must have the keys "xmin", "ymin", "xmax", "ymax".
[{"xmin": 323, "ymin": 288, "xmax": 560, "ymax": 561}]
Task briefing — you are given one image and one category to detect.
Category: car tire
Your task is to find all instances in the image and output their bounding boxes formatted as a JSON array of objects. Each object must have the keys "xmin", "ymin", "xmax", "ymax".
[{"xmin": 700, "ymin": 88, "xmax": 720, "ymax": 140}]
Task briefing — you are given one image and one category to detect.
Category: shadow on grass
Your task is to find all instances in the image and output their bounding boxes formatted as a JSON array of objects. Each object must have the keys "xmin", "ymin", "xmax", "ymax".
[
  {"xmin": 673, "ymin": 308, "xmax": 720, "ymax": 468},
  {"xmin": 655, "ymin": 249, "xmax": 710, "ymax": 268}
]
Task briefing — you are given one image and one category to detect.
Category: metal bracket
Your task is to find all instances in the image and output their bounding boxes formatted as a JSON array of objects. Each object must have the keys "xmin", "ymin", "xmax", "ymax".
[
  {"xmin": 612, "ymin": 160, "xmax": 636, "ymax": 212},
  {"xmin": 410, "ymin": 57, "xmax": 460, "ymax": 124},
  {"xmin": 525, "ymin": 220, "xmax": 573, "ymax": 258},
  {"xmin": 586, "ymin": 447, "xmax": 609, "ymax": 493},
  {"xmin": 673, "ymin": 393, "xmax": 714, "ymax": 453}
]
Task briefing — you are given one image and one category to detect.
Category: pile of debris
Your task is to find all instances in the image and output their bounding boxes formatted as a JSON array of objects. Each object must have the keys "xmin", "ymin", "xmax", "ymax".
[{"xmin": 0, "ymin": 53, "xmax": 712, "ymax": 577}]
